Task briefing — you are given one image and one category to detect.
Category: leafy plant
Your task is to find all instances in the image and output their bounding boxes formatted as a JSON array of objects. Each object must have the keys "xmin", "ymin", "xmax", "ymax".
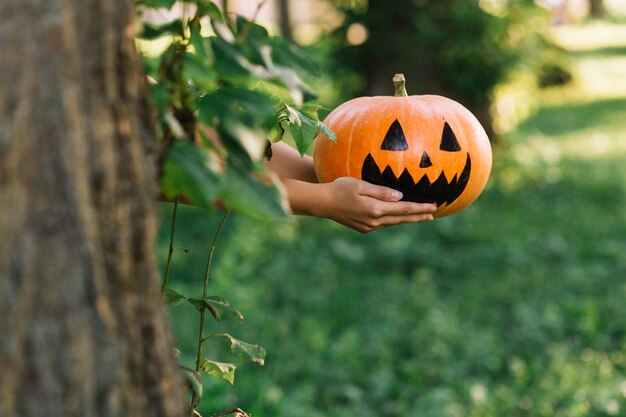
[
  {"xmin": 134, "ymin": 1, "xmax": 334, "ymax": 415},
  {"xmin": 136, "ymin": 0, "xmax": 334, "ymax": 219}
]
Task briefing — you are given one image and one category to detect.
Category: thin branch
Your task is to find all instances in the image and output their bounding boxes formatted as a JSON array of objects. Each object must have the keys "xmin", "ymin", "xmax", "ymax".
[
  {"xmin": 195, "ymin": 210, "xmax": 231, "ymax": 372},
  {"xmin": 203, "ymin": 210, "xmax": 230, "ymax": 297},
  {"xmin": 161, "ymin": 196, "xmax": 179, "ymax": 292},
  {"xmin": 201, "ymin": 332, "xmax": 228, "ymax": 343},
  {"xmin": 237, "ymin": 0, "xmax": 268, "ymax": 45}
]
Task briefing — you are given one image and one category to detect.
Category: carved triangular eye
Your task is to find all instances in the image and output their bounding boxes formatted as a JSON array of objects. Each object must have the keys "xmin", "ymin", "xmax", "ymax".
[
  {"xmin": 440, "ymin": 122, "xmax": 461, "ymax": 152},
  {"xmin": 381, "ymin": 119, "xmax": 409, "ymax": 151}
]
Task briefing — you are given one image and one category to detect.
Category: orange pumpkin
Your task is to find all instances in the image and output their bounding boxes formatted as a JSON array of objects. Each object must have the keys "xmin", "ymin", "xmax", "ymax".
[{"xmin": 313, "ymin": 74, "xmax": 492, "ymax": 218}]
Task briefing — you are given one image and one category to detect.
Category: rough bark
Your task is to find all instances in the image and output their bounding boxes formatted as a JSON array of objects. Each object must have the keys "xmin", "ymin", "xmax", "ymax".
[
  {"xmin": 589, "ymin": 0, "xmax": 606, "ymax": 18},
  {"xmin": 0, "ymin": 1, "xmax": 186, "ymax": 416},
  {"xmin": 360, "ymin": 0, "xmax": 494, "ymax": 139},
  {"xmin": 276, "ymin": 0, "xmax": 293, "ymax": 41},
  {"xmin": 360, "ymin": 0, "xmax": 455, "ymax": 98}
]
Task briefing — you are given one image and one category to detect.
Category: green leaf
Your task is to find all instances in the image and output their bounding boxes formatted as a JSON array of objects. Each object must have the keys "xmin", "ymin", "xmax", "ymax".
[
  {"xmin": 267, "ymin": 123, "xmax": 285, "ymax": 143},
  {"xmin": 269, "ymin": 66, "xmax": 307, "ymax": 106},
  {"xmin": 299, "ymin": 102, "xmax": 323, "ymax": 117},
  {"xmin": 270, "ymin": 37, "xmax": 320, "ymax": 77},
  {"xmin": 140, "ymin": 55, "xmax": 161, "ymax": 78},
  {"xmin": 214, "ymin": 334, "xmax": 266, "ymax": 366},
  {"xmin": 197, "ymin": 88, "xmax": 274, "ymax": 125},
  {"xmin": 220, "ymin": 116, "xmax": 268, "ymax": 160},
  {"xmin": 235, "ymin": 19, "xmax": 270, "ymax": 65},
  {"xmin": 196, "ymin": 95, "xmax": 220, "ymax": 126},
  {"xmin": 229, "ymin": 339, "xmax": 266, "ymax": 366},
  {"xmin": 163, "ymin": 288, "xmax": 187, "ymax": 307},
  {"xmin": 148, "ymin": 83, "xmax": 170, "ymax": 114},
  {"xmin": 188, "ymin": 296, "xmax": 244, "ymax": 322},
  {"xmin": 211, "ymin": 37, "xmax": 270, "ymax": 85},
  {"xmin": 197, "ymin": 88, "xmax": 276, "ymax": 159},
  {"xmin": 189, "ymin": 21, "xmax": 211, "ymax": 59},
  {"xmin": 139, "ymin": 20, "xmax": 184, "ymax": 40},
  {"xmin": 236, "ymin": 16, "xmax": 270, "ymax": 44},
  {"xmin": 219, "ymin": 88, "xmax": 276, "ymax": 130},
  {"xmin": 285, "ymin": 105, "xmax": 319, "ymax": 156},
  {"xmin": 220, "ymin": 167, "xmax": 289, "ymax": 221},
  {"xmin": 141, "ymin": 0, "xmax": 177, "ymax": 9},
  {"xmin": 199, "ymin": 359, "xmax": 236, "ymax": 384},
  {"xmin": 256, "ymin": 46, "xmax": 317, "ymax": 105},
  {"xmin": 254, "ymin": 80, "xmax": 291, "ymax": 106},
  {"xmin": 210, "ymin": 38, "xmax": 251, "ymax": 82},
  {"xmin": 196, "ymin": 0, "xmax": 225, "ymax": 23},
  {"xmin": 182, "ymin": 53, "xmax": 217, "ymax": 91},
  {"xmin": 318, "ymin": 121, "xmax": 337, "ymax": 142},
  {"xmin": 211, "ymin": 17, "xmax": 235, "ymax": 43},
  {"xmin": 161, "ymin": 141, "xmax": 220, "ymax": 209}
]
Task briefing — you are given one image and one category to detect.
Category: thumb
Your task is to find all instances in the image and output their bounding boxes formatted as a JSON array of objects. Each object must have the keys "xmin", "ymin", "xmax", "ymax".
[{"xmin": 359, "ymin": 181, "xmax": 403, "ymax": 201}]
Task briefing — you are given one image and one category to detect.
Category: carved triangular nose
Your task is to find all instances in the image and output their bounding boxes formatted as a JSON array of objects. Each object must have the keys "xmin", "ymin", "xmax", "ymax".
[
  {"xmin": 420, "ymin": 151, "xmax": 433, "ymax": 168},
  {"xmin": 381, "ymin": 119, "xmax": 409, "ymax": 151}
]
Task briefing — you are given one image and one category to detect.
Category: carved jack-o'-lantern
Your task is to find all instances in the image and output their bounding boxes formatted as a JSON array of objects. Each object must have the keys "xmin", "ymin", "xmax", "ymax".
[{"xmin": 313, "ymin": 74, "xmax": 492, "ymax": 218}]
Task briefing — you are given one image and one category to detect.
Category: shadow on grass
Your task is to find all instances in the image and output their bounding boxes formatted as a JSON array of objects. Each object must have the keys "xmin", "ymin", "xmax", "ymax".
[{"xmin": 517, "ymin": 96, "xmax": 626, "ymax": 137}]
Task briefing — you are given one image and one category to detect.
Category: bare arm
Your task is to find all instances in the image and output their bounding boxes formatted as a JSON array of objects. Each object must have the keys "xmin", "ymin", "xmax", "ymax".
[
  {"xmin": 266, "ymin": 142, "xmax": 436, "ymax": 233},
  {"xmin": 265, "ymin": 141, "xmax": 317, "ymax": 183}
]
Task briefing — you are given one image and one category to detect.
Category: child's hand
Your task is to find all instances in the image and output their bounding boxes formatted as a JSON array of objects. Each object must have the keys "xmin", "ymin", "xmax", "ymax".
[
  {"xmin": 317, "ymin": 177, "xmax": 436, "ymax": 233},
  {"xmin": 287, "ymin": 177, "xmax": 435, "ymax": 233}
]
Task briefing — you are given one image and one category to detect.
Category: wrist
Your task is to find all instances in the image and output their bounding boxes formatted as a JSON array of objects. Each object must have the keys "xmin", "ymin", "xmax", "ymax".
[
  {"xmin": 304, "ymin": 181, "xmax": 332, "ymax": 219},
  {"xmin": 283, "ymin": 179, "xmax": 331, "ymax": 218}
]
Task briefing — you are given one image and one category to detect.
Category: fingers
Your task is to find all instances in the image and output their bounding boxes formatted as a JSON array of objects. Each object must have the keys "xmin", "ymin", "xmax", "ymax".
[
  {"xmin": 356, "ymin": 182, "xmax": 437, "ymax": 213},
  {"xmin": 327, "ymin": 178, "xmax": 438, "ymax": 233},
  {"xmin": 375, "ymin": 212, "xmax": 435, "ymax": 227},
  {"xmin": 353, "ymin": 217, "xmax": 433, "ymax": 233},
  {"xmin": 365, "ymin": 213, "xmax": 434, "ymax": 231},
  {"xmin": 371, "ymin": 200, "xmax": 437, "ymax": 217},
  {"xmin": 352, "ymin": 210, "xmax": 435, "ymax": 233},
  {"xmin": 356, "ymin": 200, "xmax": 437, "ymax": 233},
  {"xmin": 357, "ymin": 181, "xmax": 404, "ymax": 202}
]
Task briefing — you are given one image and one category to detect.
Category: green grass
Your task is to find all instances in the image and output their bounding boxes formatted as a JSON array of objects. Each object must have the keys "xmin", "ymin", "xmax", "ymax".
[{"xmin": 157, "ymin": 21, "xmax": 626, "ymax": 417}]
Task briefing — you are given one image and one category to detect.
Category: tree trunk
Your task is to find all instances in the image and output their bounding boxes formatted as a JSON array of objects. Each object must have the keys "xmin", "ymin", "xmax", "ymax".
[
  {"xmin": 589, "ymin": 0, "xmax": 606, "ymax": 18},
  {"xmin": 276, "ymin": 0, "xmax": 293, "ymax": 42},
  {"xmin": 361, "ymin": 0, "xmax": 416, "ymax": 97},
  {"xmin": 360, "ymin": 0, "xmax": 494, "ymax": 139},
  {"xmin": 0, "ymin": 1, "xmax": 186, "ymax": 416}
]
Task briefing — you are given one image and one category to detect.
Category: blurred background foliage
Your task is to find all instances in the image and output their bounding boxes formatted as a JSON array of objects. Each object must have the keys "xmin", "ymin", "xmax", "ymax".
[
  {"xmin": 146, "ymin": 0, "xmax": 626, "ymax": 416},
  {"xmin": 325, "ymin": 0, "xmax": 548, "ymax": 138}
]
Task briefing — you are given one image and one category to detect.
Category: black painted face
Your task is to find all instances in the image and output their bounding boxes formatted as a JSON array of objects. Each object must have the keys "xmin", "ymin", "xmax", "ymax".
[{"xmin": 361, "ymin": 119, "xmax": 471, "ymax": 206}]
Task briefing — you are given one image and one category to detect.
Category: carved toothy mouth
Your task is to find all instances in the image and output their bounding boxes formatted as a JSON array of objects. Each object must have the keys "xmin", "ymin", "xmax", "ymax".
[{"xmin": 361, "ymin": 153, "xmax": 471, "ymax": 206}]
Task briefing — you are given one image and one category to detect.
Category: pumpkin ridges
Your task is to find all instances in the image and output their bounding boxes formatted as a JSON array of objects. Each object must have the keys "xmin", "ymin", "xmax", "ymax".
[
  {"xmin": 345, "ymin": 101, "xmax": 375, "ymax": 179},
  {"xmin": 433, "ymin": 100, "xmax": 491, "ymax": 216},
  {"xmin": 313, "ymin": 98, "xmax": 363, "ymax": 182},
  {"xmin": 341, "ymin": 97, "xmax": 386, "ymax": 179}
]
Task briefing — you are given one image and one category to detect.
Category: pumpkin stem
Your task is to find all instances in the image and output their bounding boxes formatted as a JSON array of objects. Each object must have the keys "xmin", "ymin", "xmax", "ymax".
[{"xmin": 393, "ymin": 73, "xmax": 408, "ymax": 97}]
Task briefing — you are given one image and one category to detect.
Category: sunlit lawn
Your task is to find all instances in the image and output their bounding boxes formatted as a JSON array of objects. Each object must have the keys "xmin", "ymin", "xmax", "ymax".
[{"xmin": 158, "ymin": 21, "xmax": 626, "ymax": 417}]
